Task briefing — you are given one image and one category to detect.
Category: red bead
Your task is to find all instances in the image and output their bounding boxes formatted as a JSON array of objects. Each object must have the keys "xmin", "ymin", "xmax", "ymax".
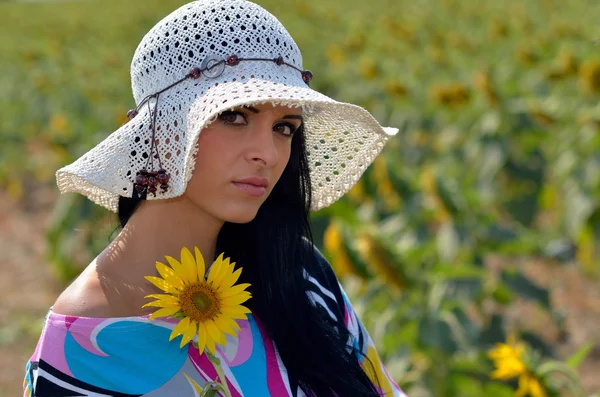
[
  {"xmin": 302, "ymin": 70, "xmax": 313, "ymax": 84},
  {"xmin": 226, "ymin": 55, "xmax": 240, "ymax": 66},
  {"xmin": 136, "ymin": 171, "xmax": 149, "ymax": 185},
  {"xmin": 148, "ymin": 185, "xmax": 157, "ymax": 196},
  {"xmin": 274, "ymin": 56, "xmax": 284, "ymax": 66},
  {"xmin": 127, "ymin": 109, "xmax": 138, "ymax": 119},
  {"xmin": 160, "ymin": 183, "xmax": 169, "ymax": 192},
  {"xmin": 157, "ymin": 169, "xmax": 170, "ymax": 184},
  {"xmin": 134, "ymin": 184, "xmax": 146, "ymax": 192},
  {"xmin": 148, "ymin": 176, "xmax": 156, "ymax": 186},
  {"xmin": 189, "ymin": 67, "xmax": 202, "ymax": 79}
]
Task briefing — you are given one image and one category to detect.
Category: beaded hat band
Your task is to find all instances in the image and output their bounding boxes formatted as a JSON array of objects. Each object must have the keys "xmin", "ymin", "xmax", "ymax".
[{"xmin": 127, "ymin": 54, "xmax": 313, "ymax": 200}]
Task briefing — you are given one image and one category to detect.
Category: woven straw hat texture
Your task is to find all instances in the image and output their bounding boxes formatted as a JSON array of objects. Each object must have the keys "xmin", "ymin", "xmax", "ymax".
[{"xmin": 55, "ymin": 0, "xmax": 398, "ymax": 212}]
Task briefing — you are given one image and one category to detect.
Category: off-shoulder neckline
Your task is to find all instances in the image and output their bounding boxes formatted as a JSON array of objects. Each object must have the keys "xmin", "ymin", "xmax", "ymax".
[{"xmin": 47, "ymin": 307, "xmax": 154, "ymax": 322}]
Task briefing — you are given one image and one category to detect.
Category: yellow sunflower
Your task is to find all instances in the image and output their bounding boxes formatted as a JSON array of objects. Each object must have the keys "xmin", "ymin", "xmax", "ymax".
[
  {"xmin": 143, "ymin": 246, "xmax": 252, "ymax": 354},
  {"xmin": 488, "ymin": 337, "xmax": 528, "ymax": 380}
]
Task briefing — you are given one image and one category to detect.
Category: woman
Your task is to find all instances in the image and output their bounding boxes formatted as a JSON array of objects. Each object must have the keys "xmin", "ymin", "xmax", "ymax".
[{"xmin": 24, "ymin": 0, "xmax": 405, "ymax": 396}]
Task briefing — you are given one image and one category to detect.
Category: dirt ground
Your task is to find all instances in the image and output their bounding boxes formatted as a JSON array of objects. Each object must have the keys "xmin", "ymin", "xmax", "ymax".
[{"xmin": 1, "ymin": 188, "xmax": 598, "ymax": 397}]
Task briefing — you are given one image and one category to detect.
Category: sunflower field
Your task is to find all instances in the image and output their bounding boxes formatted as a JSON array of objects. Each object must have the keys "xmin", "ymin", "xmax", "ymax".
[{"xmin": 1, "ymin": 0, "xmax": 600, "ymax": 396}]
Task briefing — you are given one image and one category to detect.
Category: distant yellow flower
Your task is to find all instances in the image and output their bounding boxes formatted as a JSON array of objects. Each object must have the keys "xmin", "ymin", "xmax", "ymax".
[
  {"xmin": 385, "ymin": 79, "xmax": 408, "ymax": 97},
  {"xmin": 324, "ymin": 222, "xmax": 364, "ymax": 281},
  {"xmin": 347, "ymin": 179, "xmax": 367, "ymax": 203},
  {"xmin": 579, "ymin": 60, "xmax": 600, "ymax": 93},
  {"xmin": 488, "ymin": 337, "xmax": 548, "ymax": 397},
  {"xmin": 49, "ymin": 113, "xmax": 68, "ymax": 135},
  {"xmin": 488, "ymin": 337, "xmax": 527, "ymax": 380},
  {"xmin": 356, "ymin": 231, "xmax": 406, "ymax": 292},
  {"xmin": 326, "ymin": 44, "xmax": 346, "ymax": 66},
  {"xmin": 359, "ymin": 57, "xmax": 378, "ymax": 79},
  {"xmin": 144, "ymin": 247, "xmax": 252, "ymax": 355},
  {"xmin": 516, "ymin": 372, "xmax": 547, "ymax": 397},
  {"xmin": 429, "ymin": 82, "xmax": 471, "ymax": 108},
  {"xmin": 472, "ymin": 69, "xmax": 500, "ymax": 107}
]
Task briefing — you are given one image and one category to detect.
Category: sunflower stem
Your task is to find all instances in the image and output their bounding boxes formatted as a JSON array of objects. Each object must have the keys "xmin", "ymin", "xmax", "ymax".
[
  {"xmin": 198, "ymin": 381, "xmax": 220, "ymax": 397},
  {"xmin": 206, "ymin": 350, "xmax": 233, "ymax": 397}
]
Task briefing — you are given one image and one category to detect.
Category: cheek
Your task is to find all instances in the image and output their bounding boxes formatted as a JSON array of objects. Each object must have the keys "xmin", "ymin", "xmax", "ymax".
[
  {"xmin": 276, "ymin": 141, "xmax": 292, "ymax": 174},
  {"xmin": 188, "ymin": 131, "xmax": 230, "ymax": 187}
]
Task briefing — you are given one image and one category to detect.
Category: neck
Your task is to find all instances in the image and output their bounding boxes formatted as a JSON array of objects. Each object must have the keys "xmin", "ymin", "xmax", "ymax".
[{"xmin": 102, "ymin": 196, "xmax": 223, "ymax": 282}]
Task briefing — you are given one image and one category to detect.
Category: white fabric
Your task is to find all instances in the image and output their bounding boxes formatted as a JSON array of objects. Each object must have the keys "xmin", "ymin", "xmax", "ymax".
[{"xmin": 55, "ymin": 0, "xmax": 398, "ymax": 212}]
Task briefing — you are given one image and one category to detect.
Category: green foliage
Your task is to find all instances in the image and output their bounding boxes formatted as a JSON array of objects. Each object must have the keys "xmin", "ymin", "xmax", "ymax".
[{"xmin": 1, "ymin": 0, "xmax": 599, "ymax": 395}]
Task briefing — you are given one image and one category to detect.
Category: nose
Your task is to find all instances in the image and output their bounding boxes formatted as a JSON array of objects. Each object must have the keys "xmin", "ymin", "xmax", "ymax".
[{"xmin": 244, "ymin": 123, "xmax": 279, "ymax": 168}]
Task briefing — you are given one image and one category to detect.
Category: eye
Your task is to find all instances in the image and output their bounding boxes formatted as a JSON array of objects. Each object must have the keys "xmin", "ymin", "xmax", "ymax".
[
  {"xmin": 218, "ymin": 111, "xmax": 247, "ymax": 125},
  {"xmin": 274, "ymin": 122, "xmax": 299, "ymax": 137}
]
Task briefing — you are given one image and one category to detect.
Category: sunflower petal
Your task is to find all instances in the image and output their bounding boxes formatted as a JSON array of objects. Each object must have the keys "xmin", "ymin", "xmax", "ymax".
[
  {"xmin": 197, "ymin": 322, "xmax": 208, "ymax": 354},
  {"xmin": 144, "ymin": 293, "xmax": 175, "ymax": 300},
  {"xmin": 222, "ymin": 305, "xmax": 252, "ymax": 320},
  {"xmin": 156, "ymin": 262, "xmax": 184, "ymax": 291},
  {"xmin": 165, "ymin": 255, "xmax": 188, "ymax": 283},
  {"xmin": 143, "ymin": 294, "xmax": 180, "ymax": 306},
  {"xmin": 215, "ymin": 316, "xmax": 241, "ymax": 337},
  {"xmin": 142, "ymin": 300, "xmax": 179, "ymax": 309},
  {"xmin": 148, "ymin": 305, "xmax": 180, "ymax": 319},
  {"xmin": 222, "ymin": 292, "xmax": 252, "ymax": 306},
  {"xmin": 213, "ymin": 257, "xmax": 233, "ymax": 286},
  {"xmin": 221, "ymin": 267, "xmax": 243, "ymax": 290},
  {"xmin": 145, "ymin": 276, "xmax": 180, "ymax": 294},
  {"xmin": 206, "ymin": 335, "xmax": 217, "ymax": 355},
  {"xmin": 181, "ymin": 247, "xmax": 198, "ymax": 282},
  {"xmin": 207, "ymin": 253, "xmax": 226, "ymax": 285},
  {"xmin": 222, "ymin": 304, "xmax": 252, "ymax": 315},
  {"xmin": 215, "ymin": 261, "xmax": 238, "ymax": 289},
  {"xmin": 206, "ymin": 320, "xmax": 226, "ymax": 346},
  {"xmin": 219, "ymin": 283, "xmax": 251, "ymax": 298},
  {"xmin": 183, "ymin": 373, "xmax": 204, "ymax": 394},
  {"xmin": 169, "ymin": 316, "xmax": 191, "ymax": 342},
  {"xmin": 180, "ymin": 319, "xmax": 198, "ymax": 348},
  {"xmin": 193, "ymin": 247, "xmax": 206, "ymax": 280}
]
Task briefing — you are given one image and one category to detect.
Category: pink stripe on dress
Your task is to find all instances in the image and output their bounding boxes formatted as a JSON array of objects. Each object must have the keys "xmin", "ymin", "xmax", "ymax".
[
  {"xmin": 36, "ymin": 318, "xmax": 73, "ymax": 376},
  {"xmin": 188, "ymin": 344, "xmax": 243, "ymax": 397},
  {"xmin": 254, "ymin": 317, "xmax": 289, "ymax": 396}
]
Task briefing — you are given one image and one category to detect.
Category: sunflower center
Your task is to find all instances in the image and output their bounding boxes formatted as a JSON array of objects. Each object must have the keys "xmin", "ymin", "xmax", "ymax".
[
  {"xmin": 179, "ymin": 282, "xmax": 221, "ymax": 322},
  {"xmin": 192, "ymin": 292, "xmax": 211, "ymax": 312}
]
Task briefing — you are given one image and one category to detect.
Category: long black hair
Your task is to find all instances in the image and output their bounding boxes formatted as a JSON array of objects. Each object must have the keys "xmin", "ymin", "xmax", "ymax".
[{"xmin": 117, "ymin": 124, "xmax": 381, "ymax": 396}]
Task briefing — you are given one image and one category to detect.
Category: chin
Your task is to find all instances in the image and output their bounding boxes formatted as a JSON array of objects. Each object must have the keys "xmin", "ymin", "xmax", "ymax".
[{"xmin": 219, "ymin": 203, "xmax": 261, "ymax": 224}]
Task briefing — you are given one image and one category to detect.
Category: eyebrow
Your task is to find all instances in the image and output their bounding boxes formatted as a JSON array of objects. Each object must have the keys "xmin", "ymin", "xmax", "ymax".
[{"xmin": 242, "ymin": 105, "xmax": 304, "ymax": 122}]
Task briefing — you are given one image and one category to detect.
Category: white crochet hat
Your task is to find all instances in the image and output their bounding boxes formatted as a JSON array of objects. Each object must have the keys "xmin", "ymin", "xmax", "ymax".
[{"xmin": 55, "ymin": 0, "xmax": 398, "ymax": 212}]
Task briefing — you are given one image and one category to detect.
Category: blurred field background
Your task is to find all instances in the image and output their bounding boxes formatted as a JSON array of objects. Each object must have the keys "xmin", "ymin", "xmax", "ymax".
[{"xmin": 1, "ymin": 0, "xmax": 600, "ymax": 395}]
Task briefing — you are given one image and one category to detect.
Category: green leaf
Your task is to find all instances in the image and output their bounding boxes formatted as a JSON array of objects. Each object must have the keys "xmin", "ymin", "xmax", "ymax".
[
  {"xmin": 501, "ymin": 270, "xmax": 550, "ymax": 309},
  {"xmin": 206, "ymin": 352, "xmax": 221, "ymax": 366},
  {"xmin": 565, "ymin": 342, "xmax": 595, "ymax": 369},
  {"xmin": 445, "ymin": 277, "xmax": 483, "ymax": 302},
  {"xmin": 501, "ymin": 150, "xmax": 545, "ymax": 227},
  {"xmin": 490, "ymin": 283, "xmax": 514, "ymax": 305},
  {"xmin": 435, "ymin": 174, "xmax": 461, "ymax": 217},
  {"xmin": 479, "ymin": 314, "xmax": 506, "ymax": 347},
  {"xmin": 203, "ymin": 389, "xmax": 219, "ymax": 397},
  {"xmin": 482, "ymin": 381, "xmax": 517, "ymax": 397},
  {"xmin": 520, "ymin": 331, "xmax": 553, "ymax": 358},
  {"xmin": 418, "ymin": 314, "xmax": 458, "ymax": 355},
  {"xmin": 436, "ymin": 221, "xmax": 460, "ymax": 263}
]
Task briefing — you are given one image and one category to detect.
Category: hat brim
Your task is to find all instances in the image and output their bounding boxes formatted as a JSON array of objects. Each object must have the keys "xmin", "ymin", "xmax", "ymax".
[{"xmin": 56, "ymin": 76, "xmax": 398, "ymax": 212}]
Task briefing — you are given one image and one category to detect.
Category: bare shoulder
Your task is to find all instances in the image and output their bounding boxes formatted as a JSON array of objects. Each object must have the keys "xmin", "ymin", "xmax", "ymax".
[
  {"xmin": 52, "ymin": 254, "xmax": 154, "ymax": 318},
  {"xmin": 51, "ymin": 258, "xmax": 116, "ymax": 318}
]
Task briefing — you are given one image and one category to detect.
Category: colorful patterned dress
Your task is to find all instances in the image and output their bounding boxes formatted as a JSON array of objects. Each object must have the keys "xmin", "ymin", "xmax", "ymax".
[{"xmin": 23, "ymin": 251, "xmax": 407, "ymax": 397}]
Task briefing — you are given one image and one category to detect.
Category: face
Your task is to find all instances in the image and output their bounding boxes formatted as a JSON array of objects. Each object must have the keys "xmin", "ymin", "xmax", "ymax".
[{"xmin": 185, "ymin": 103, "xmax": 303, "ymax": 224}]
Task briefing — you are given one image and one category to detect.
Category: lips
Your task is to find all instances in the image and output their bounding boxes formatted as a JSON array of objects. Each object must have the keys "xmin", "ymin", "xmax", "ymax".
[{"xmin": 232, "ymin": 177, "xmax": 269, "ymax": 197}]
